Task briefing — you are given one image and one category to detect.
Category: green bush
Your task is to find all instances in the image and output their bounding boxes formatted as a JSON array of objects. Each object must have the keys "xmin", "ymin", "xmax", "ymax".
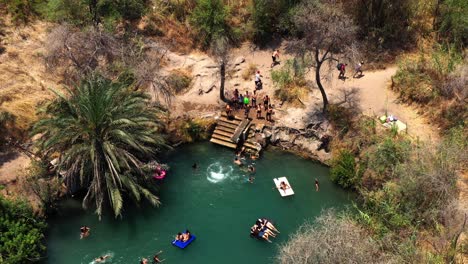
[
  {"xmin": 250, "ymin": 0, "xmax": 298, "ymax": 44},
  {"xmin": 44, "ymin": 0, "xmax": 148, "ymax": 26},
  {"xmin": 368, "ymin": 137, "xmax": 411, "ymax": 176},
  {"xmin": 436, "ymin": 0, "xmax": 468, "ymax": 49},
  {"xmin": 0, "ymin": 195, "xmax": 46, "ymax": 263},
  {"xmin": 3, "ymin": 0, "xmax": 44, "ymax": 23},
  {"xmin": 271, "ymin": 58, "xmax": 307, "ymax": 104},
  {"xmin": 190, "ymin": 0, "xmax": 231, "ymax": 48},
  {"xmin": 349, "ymin": 0, "xmax": 416, "ymax": 48},
  {"xmin": 330, "ymin": 150, "xmax": 358, "ymax": 188}
]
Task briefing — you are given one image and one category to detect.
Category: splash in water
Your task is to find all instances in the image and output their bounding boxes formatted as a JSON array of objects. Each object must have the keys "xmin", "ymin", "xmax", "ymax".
[{"xmin": 206, "ymin": 162, "xmax": 234, "ymax": 183}]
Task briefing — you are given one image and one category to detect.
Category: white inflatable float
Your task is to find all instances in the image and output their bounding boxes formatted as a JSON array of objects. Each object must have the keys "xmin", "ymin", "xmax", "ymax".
[{"xmin": 273, "ymin": 177, "xmax": 294, "ymax": 197}]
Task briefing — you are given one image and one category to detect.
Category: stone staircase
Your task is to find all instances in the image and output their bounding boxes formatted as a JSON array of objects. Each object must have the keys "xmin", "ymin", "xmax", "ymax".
[
  {"xmin": 210, "ymin": 114, "xmax": 245, "ymax": 149},
  {"xmin": 210, "ymin": 113, "xmax": 263, "ymax": 154}
]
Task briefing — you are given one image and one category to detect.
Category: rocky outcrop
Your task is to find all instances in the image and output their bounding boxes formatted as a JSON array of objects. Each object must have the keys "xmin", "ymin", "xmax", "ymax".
[{"xmin": 262, "ymin": 119, "xmax": 332, "ymax": 165}]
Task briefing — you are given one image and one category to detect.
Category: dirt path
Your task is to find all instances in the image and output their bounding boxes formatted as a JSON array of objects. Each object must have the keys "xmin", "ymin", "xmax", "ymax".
[{"xmin": 327, "ymin": 67, "xmax": 440, "ymax": 142}]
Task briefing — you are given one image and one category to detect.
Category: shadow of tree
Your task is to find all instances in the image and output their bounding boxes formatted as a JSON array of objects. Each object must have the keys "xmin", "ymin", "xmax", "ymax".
[{"xmin": 0, "ymin": 150, "xmax": 20, "ymax": 167}]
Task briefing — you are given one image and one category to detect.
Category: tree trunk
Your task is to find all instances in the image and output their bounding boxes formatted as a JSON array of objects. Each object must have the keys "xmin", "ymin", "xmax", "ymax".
[
  {"xmin": 219, "ymin": 61, "xmax": 230, "ymax": 103},
  {"xmin": 314, "ymin": 50, "xmax": 328, "ymax": 113},
  {"xmin": 315, "ymin": 64, "xmax": 329, "ymax": 113},
  {"xmin": 89, "ymin": 0, "xmax": 99, "ymax": 28}
]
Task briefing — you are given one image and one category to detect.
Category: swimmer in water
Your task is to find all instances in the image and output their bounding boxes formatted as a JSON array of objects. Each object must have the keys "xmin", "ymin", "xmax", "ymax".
[
  {"xmin": 248, "ymin": 165, "xmax": 256, "ymax": 173},
  {"xmin": 153, "ymin": 250, "xmax": 164, "ymax": 263},
  {"xmin": 315, "ymin": 178, "xmax": 320, "ymax": 191},
  {"xmin": 140, "ymin": 258, "xmax": 148, "ymax": 264},
  {"xmin": 234, "ymin": 157, "xmax": 242, "ymax": 166},
  {"xmin": 192, "ymin": 163, "xmax": 198, "ymax": 169},
  {"xmin": 248, "ymin": 175, "xmax": 255, "ymax": 183},
  {"xmin": 80, "ymin": 226, "xmax": 90, "ymax": 239},
  {"xmin": 94, "ymin": 254, "xmax": 110, "ymax": 263}
]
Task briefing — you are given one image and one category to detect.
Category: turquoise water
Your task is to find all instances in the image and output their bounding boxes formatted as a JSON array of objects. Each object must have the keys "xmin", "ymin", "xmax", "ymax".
[{"xmin": 45, "ymin": 142, "xmax": 351, "ymax": 264}]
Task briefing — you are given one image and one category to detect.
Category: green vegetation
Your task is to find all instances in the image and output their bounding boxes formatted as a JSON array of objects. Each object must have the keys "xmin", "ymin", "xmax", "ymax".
[
  {"xmin": 271, "ymin": 59, "xmax": 307, "ymax": 104},
  {"xmin": 392, "ymin": 45, "xmax": 465, "ymax": 129},
  {"xmin": 44, "ymin": 0, "xmax": 147, "ymax": 27},
  {"xmin": 190, "ymin": 0, "xmax": 232, "ymax": 48},
  {"xmin": 250, "ymin": 0, "xmax": 298, "ymax": 44},
  {"xmin": 32, "ymin": 75, "xmax": 168, "ymax": 218},
  {"xmin": 330, "ymin": 150, "xmax": 357, "ymax": 189},
  {"xmin": 0, "ymin": 195, "xmax": 46, "ymax": 263}
]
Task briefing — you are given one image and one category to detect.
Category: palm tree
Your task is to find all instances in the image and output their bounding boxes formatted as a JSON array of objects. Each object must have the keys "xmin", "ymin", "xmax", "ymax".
[{"xmin": 32, "ymin": 75, "xmax": 168, "ymax": 218}]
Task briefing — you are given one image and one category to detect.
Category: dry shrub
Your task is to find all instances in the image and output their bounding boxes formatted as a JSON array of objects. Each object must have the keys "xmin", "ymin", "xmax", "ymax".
[
  {"xmin": 241, "ymin": 63, "xmax": 257, "ymax": 81},
  {"xmin": 277, "ymin": 209, "xmax": 397, "ymax": 264},
  {"xmin": 166, "ymin": 69, "xmax": 192, "ymax": 94}
]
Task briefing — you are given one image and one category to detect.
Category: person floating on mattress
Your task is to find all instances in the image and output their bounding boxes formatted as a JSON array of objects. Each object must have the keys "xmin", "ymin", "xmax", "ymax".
[
  {"xmin": 256, "ymin": 219, "xmax": 280, "ymax": 233},
  {"xmin": 175, "ymin": 232, "xmax": 183, "ymax": 241},
  {"xmin": 279, "ymin": 181, "xmax": 290, "ymax": 191},
  {"xmin": 182, "ymin": 230, "xmax": 191, "ymax": 242},
  {"xmin": 250, "ymin": 224, "xmax": 275, "ymax": 242},
  {"xmin": 175, "ymin": 230, "xmax": 191, "ymax": 242}
]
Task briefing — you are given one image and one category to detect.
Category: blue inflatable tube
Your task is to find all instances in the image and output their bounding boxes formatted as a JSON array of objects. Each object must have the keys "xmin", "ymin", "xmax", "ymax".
[{"xmin": 172, "ymin": 235, "xmax": 196, "ymax": 249}]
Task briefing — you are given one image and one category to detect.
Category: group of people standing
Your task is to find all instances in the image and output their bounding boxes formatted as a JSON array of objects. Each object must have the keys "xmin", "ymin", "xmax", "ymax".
[{"xmin": 226, "ymin": 88, "xmax": 274, "ymax": 122}]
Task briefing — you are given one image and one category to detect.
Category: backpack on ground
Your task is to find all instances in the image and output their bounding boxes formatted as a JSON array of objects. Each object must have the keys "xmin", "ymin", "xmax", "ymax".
[{"xmin": 336, "ymin": 63, "xmax": 342, "ymax": 71}]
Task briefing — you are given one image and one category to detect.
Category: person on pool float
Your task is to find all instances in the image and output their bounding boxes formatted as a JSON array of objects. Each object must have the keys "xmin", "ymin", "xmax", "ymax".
[
  {"xmin": 182, "ymin": 230, "xmax": 191, "ymax": 242},
  {"xmin": 279, "ymin": 181, "xmax": 290, "ymax": 191},
  {"xmin": 175, "ymin": 232, "xmax": 183, "ymax": 241},
  {"xmin": 254, "ymin": 224, "xmax": 276, "ymax": 237},
  {"xmin": 94, "ymin": 254, "xmax": 110, "ymax": 263},
  {"xmin": 257, "ymin": 219, "xmax": 280, "ymax": 233}
]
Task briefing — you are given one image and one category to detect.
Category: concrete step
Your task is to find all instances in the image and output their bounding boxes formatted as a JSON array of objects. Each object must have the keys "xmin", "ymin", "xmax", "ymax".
[
  {"xmin": 213, "ymin": 129, "xmax": 233, "ymax": 138},
  {"xmin": 215, "ymin": 125, "xmax": 236, "ymax": 134},
  {"xmin": 218, "ymin": 117, "xmax": 241, "ymax": 126},
  {"xmin": 217, "ymin": 120, "xmax": 238, "ymax": 130},
  {"xmin": 244, "ymin": 141, "xmax": 259, "ymax": 150},
  {"xmin": 210, "ymin": 138, "xmax": 237, "ymax": 149},
  {"xmin": 212, "ymin": 133, "xmax": 235, "ymax": 143}
]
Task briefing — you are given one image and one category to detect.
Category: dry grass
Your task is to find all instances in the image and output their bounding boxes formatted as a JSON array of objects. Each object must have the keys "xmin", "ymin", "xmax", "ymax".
[
  {"xmin": 242, "ymin": 63, "xmax": 257, "ymax": 80},
  {"xmin": 0, "ymin": 14, "xmax": 59, "ymax": 132}
]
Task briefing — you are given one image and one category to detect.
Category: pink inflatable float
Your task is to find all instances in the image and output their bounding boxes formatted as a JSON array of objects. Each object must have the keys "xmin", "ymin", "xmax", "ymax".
[{"xmin": 153, "ymin": 166, "xmax": 167, "ymax": 180}]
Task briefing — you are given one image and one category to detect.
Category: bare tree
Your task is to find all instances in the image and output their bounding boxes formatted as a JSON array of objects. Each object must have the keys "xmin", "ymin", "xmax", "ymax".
[
  {"xmin": 45, "ymin": 25, "xmax": 119, "ymax": 84},
  {"xmin": 290, "ymin": 0, "xmax": 358, "ymax": 112},
  {"xmin": 44, "ymin": 25, "xmax": 172, "ymax": 102},
  {"xmin": 211, "ymin": 36, "xmax": 231, "ymax": 103},
  {"xmin": 277, "ymin": 209, "xmax": 397, "ymax": 264}
]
